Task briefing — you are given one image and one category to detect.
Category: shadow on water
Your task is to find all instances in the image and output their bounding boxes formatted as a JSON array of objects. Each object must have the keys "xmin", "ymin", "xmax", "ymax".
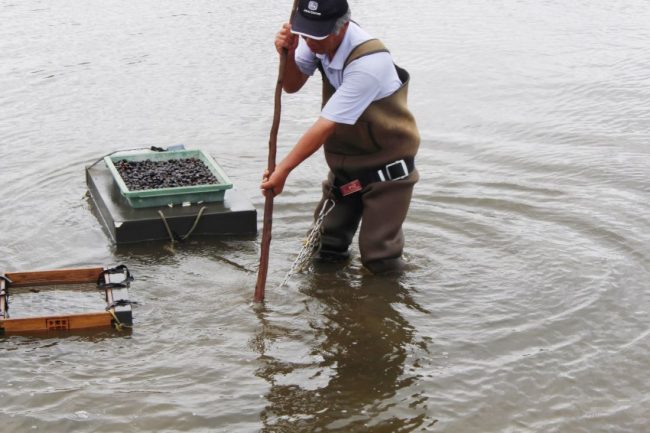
[
  {"xmin": 111, "ymin": 236, "xmax": 259, "ymax": 273},
  {"xmin": 252, "ymin": 268, "xmax": 436, "ymax": 432},
  {"xmin": 1, "ymin": 328, "xmax": 132, "ymax": 343}
]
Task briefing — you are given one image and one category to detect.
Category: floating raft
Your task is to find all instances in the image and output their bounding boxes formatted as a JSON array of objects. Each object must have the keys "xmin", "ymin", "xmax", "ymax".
[
  {"xmin": 0, "ymin": 265, "xmax": 134, "ymax": 335},
  {"xmin": 86, "ymin": 149, "xmax": 257, "ymax": 244}
]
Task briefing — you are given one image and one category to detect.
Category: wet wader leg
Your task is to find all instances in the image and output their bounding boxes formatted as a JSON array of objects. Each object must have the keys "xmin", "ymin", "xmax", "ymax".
[
  {"xmin": 358, "ymin": 170, "xmax": 419, "ymax": 273},
  {"xmin": 314, "ymin": 172, "xmax": 362, "ymax": 260}
]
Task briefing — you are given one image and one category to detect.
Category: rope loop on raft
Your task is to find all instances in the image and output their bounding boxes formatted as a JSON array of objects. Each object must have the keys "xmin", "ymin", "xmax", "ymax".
[{"xmin": 158, "ymin": 205, "xmax": 207, "ymax": 244}]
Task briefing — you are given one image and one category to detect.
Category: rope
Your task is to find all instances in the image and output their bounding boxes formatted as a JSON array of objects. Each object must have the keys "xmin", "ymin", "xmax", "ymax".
[
  {"xmin": 106, "ymin": 299, "xmax": 138, "ymax": 310},
  {"xmin": 158, "ymin": 210, "xmax": 175, "ymax": 243},
  {"xmin": 97, "ymin": 265, "xmax": 133, "ymax": 289},
  {"xmin": 178, "ymin": 206, "xmax": 207, "ymax": 241},
  {"xmin": 277, "ymin": 198, "xmax": 335, "ymax": 289},
  {"xmin": 107, "ymin": 308, "xmax": 132, "ymax": 331},
  {"xmin": 158, "ymin": 206, "xmax": 207, "ymax": 244}
]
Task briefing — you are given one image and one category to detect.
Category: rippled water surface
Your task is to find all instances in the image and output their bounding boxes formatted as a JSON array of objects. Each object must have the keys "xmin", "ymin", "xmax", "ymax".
[{"xmin": 1, "ymin": 1, "xmax": 649, "ymax": 432}]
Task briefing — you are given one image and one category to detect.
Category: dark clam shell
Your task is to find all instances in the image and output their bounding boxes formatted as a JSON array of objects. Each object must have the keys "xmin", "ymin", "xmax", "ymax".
[{"xmin": 115, "ymin": 158, "xmax": 219, "ymax": 191}]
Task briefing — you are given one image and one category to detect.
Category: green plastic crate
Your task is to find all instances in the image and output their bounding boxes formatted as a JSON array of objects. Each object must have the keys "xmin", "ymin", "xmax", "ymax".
[{"xmin": 104, "ymin": 149, "xmax": 233, "ymax": 208}]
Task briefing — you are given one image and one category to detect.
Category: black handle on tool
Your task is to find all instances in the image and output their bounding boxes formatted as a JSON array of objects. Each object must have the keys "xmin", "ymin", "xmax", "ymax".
[{"xmin": 254, "ymin": 0, "xmax": 300, "ymax": 303}]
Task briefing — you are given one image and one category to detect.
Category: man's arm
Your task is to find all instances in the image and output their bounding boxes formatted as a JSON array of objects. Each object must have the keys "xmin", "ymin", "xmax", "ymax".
[{"xmin": 261, "ymin": 117, "xmax": 336, "ymax": 196}]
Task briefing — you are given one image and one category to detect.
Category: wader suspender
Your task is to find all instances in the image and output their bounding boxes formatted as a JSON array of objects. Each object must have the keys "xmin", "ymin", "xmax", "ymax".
[
  {"xmin": 317, "ymin": 38, "xmax": 390, "ymax": 102},
  {"xmin": 319, "ymin": 39, "xmax": 417, "ymax": 198}
]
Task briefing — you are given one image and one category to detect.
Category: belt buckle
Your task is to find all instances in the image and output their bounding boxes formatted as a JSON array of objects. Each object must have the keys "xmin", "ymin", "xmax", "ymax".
[
  {"xmin": 340, "ymin": 179, "xmax": 363, "ymax": 196},
  {"xmin": 385, "ymin": 159, "xmax": 408, "ymax": 180}
]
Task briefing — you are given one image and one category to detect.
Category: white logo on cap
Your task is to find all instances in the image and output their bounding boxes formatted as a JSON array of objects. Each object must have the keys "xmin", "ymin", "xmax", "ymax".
[{"xmin": 308, "ymin": 1, "xmax": 318, "ymax": 11}]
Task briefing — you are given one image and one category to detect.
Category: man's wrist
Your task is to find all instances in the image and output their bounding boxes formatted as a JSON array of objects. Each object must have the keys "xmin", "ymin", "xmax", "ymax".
[{"xmin": 274, "ymin": 162, "xmax": 293, "ymax": 176}]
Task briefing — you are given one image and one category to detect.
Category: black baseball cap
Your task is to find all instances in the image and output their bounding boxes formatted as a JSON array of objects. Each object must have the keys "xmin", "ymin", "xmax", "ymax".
[{"xmin": 291, "ymin": 0, "xmax": 349, "ymax": 40}]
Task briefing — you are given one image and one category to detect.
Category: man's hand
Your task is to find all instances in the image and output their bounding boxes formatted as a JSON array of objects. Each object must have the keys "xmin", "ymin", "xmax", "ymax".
[
  {"xmin": 274, "ymin": 22, "xmax": 308, "ymax": 93},
  {"xmin": 275, "ymin": 23, "xmax": 298, "ymax": 55},
  {"xmin": 261, "ymin": 166, "xmax": 290, "ymax": 197}
]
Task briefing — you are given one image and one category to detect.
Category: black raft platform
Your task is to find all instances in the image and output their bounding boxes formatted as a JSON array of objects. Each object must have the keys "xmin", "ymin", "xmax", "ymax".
[{"xmin": 86, "ymin": 162, "xmax": 257, "ymax": 244}]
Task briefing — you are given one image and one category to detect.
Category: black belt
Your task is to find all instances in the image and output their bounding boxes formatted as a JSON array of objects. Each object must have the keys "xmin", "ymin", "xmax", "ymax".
[{"xmin": 334, "ymin": 157, "xmax": 415, "ymax": 197}]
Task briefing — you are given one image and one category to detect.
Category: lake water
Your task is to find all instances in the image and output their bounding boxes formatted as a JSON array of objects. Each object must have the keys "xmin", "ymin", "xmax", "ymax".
[{"xmin": 1, "ymin": 1, "xmax": 649, "ymax": 432}]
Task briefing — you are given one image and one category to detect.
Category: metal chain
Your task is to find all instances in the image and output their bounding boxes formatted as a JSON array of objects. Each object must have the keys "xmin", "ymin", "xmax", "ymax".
[{"xmin": 277, "ymin": 198, "xmax": 336, "ymax": 289}]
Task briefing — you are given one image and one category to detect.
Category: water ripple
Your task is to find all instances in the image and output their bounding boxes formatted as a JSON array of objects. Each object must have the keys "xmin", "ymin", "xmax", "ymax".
[{"xmin": 2, "ymin": 1, "xmax": 649, "ymax": 432}]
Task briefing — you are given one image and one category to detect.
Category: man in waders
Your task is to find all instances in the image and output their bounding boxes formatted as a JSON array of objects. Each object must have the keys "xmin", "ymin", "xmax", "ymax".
[{"xmin": 262, "ymin": 0, "xmax": 420, "ymax": 274}]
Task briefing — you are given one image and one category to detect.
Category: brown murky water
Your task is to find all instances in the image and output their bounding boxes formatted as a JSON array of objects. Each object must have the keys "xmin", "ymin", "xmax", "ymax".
[{"xmin": 1, "ymin": 1, "xmax": 649, "ymax": 432}]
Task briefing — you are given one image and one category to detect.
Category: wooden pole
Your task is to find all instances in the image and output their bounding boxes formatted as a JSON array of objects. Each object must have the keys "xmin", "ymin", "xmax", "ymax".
[{"xmin": 255, "ymin": 0, "xmax": 299, "ymax": 303}]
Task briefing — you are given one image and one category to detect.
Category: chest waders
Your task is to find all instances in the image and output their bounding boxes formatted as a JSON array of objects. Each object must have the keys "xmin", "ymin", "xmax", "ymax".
[{"xmin": 315, "ymin": 39, "xmax": 420, "ymax": 274}]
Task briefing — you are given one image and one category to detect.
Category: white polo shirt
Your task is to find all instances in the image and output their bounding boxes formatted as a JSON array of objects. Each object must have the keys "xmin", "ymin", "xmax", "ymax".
[{"xmin": 294, "ymin": 22, "xmax": 402, "ymax": 125}]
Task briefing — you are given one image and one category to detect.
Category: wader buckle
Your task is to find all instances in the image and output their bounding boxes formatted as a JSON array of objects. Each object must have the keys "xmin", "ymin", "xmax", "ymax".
[{"xmin": 379, "ymin": 159, "xmax": 409, "ymax": 181}]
